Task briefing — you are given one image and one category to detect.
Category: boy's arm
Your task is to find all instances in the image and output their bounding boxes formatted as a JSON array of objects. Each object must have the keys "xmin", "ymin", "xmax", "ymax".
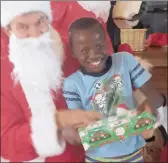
[
  {"xmin": 63, "ymin": 79, "xmax": 83, "ymax": 110},
  {"xmin": 125, "ymin": 53, "xmax": 164, "ymax": 114}
]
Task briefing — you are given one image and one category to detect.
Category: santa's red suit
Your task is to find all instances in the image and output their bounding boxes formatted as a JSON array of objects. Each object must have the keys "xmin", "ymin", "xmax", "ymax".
[{"xmin": 1, "ymin": 1, "xmax": 86, "ymax": 162}]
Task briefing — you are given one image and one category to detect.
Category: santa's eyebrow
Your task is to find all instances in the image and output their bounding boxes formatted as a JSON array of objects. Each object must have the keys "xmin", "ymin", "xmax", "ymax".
[
  {"xmin": 35, "ymin": 15, "xmax": 47, "ymax": 25},
  {"xmin": 38, "ymin": 15, "xmax": 47, "ymax": 21}
]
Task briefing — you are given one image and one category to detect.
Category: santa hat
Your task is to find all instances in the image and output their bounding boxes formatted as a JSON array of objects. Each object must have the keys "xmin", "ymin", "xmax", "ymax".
[
  {"xmin": 1, "ymin": 1, "xmax": 52, "ymax": 27},
  {"xmin": 77, "ymin": 1, "xmax": 111, "ymax": 22}
]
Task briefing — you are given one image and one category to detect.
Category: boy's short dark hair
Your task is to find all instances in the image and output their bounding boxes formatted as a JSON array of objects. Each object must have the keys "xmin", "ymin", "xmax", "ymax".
[{"xmin": 69, "ymin": 17, "xmax": 105, "ymax": 46}]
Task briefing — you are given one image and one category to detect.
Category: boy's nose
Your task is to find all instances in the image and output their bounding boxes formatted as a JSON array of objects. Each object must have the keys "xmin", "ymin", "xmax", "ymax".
[{"xmin": 88, "ymin": 49, "xmax": 96, "ymax": 58}]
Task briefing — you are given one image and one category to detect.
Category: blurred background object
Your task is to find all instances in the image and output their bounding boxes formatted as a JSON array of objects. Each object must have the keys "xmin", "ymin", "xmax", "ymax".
[{"xmin": 134, "ymin": 1, "xmax": 168, "ymax": 36}]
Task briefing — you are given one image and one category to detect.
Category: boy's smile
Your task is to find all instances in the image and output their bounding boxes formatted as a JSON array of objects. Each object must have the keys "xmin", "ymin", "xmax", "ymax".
[
  {"xmin": 71, "ymin": 25, "xmax": 109, "ymax": 74},
  {"xmin": 86, "ymin": 55, "xmax": 108, "ymax": 72}
]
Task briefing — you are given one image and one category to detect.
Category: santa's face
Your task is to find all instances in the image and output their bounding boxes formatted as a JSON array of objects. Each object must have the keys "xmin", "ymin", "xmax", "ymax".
[
  {"xmin": 8, "ymin": 28, "xmax": 63, "ymax": 92},
  {"xmin": 8, "ymin": 12, "xmax": 49, "ymax": 39}
]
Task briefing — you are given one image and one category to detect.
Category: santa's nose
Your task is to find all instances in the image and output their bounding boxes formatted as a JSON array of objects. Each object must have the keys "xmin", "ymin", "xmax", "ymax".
[{"xmin": 29, "ymin": 27, "xmax": 41, "ymax": 37}]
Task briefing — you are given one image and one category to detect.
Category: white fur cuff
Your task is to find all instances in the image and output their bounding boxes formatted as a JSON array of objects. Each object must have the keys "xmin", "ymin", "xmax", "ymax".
[
  {"xmin": 135, "ymin": 56, "xmax": 153, "ymax": 71},
  {"xmin": 157, "ymin": 106, "xmax": 167, "ymax": 133},
  {"xmin": 30, "ymin": 111, "xmax": 66, "ymax": 157}
]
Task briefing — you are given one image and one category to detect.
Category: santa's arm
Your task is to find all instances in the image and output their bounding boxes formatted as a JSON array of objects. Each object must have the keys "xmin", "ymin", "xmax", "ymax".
[
  {"xmin": 1, "ymin": 91, "xmax": 65, "ymax": 162},
  {"xmin": 137, "ymin": 81, "xmax": 167, "ymax": 131},
  {"xmin": 125, "ymin": 53, "xmax": 165, "ymax": 112},
  {"xmin": 139, "ymin": 81, "xmax": 165, "ymax": 112}
]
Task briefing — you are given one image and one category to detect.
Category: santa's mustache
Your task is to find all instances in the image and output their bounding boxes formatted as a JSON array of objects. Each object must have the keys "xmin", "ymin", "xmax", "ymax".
[{"xmin": 11, "ymin": 31, "xmax": 54, "ymax": 49}]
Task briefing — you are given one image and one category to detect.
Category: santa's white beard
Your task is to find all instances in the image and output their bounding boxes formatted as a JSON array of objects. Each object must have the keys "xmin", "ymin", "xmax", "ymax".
[
  {"xmin": 77, "ymin": 1, "xmax": 111, "ymax": 22},
  {"xmin": 8, "ymin": 31, "xmax": 66, "ymax": 156},
  {"xmin": 9, "ymin": 31, "xmax": 63, "ymax": 92},
  {"xmin": 9, "ymin": 31, "xmax": 63, "ymax": 114}
]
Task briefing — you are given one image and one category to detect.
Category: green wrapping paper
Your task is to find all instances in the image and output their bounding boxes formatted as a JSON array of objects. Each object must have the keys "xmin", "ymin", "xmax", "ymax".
[{"xmin": 78, "ymin": 111, "xmax": 157, "ymax": 151}]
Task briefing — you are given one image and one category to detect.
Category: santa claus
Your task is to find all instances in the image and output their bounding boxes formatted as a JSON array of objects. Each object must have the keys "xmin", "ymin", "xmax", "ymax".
[{"xmin": 1, "ymin": 1, "xmax": 102, "ymax": 162}]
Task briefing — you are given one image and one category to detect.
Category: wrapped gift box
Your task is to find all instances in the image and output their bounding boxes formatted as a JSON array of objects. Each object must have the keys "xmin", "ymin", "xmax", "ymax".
[{"xmin": 78, "ymin": 111, "xmax": 157, "ymax": 151}]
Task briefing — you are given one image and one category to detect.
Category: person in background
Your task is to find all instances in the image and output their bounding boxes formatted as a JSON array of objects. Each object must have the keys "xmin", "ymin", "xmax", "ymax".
[
  {"xmin": 107, "ymin": 1, "xmax": 149, "ymax": 52},
  {"xmin": 0, "ymin": 1, "xmax": 102, "ymax": 162}
]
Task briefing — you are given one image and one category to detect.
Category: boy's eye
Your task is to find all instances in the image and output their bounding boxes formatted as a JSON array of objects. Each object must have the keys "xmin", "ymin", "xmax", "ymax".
[
  {"xmin": 96, "ymin": 44, "xmax": 104, "ymax": 49},
  {"xmin": 81, "ymin": 48, "xmax": 89, "ymax": 53}
]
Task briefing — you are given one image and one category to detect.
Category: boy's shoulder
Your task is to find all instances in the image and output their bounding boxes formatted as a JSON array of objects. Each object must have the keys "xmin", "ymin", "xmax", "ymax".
[
  {"xmin": 63, "ymin": 70, "xmax": 83, "ymax": 86},
  {"xmin": 111, "ymin": 52, "xmax": 133, "ymax": 59}
]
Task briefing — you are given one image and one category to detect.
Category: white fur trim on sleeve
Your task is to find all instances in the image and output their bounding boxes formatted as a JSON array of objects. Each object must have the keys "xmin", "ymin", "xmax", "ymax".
[
  {"xmin": 30, "ymin": 108, "xmax": 66, "ymax": 157},
  {"xmin": 135, "ymin": 56, "xmax": 153, "ymax": 72},
  {"xmin": 1, "ymin": 157, "xmax": 9, "ymax": 162},
  {"xmin": 157, "ymin": 106, "xmax": 167, "ymax": 133},
  {"xmin": 77, "ymin": 1, "xmax": 111, "ymax": 22}
]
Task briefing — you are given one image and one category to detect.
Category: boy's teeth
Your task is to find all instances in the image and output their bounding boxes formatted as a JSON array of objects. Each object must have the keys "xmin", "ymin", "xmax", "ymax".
[{"xmin": 91, "ymin": 61, "xmax": 101, "ymax": 65}]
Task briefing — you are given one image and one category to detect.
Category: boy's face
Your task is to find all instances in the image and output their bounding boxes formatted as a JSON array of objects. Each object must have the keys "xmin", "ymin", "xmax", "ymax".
[{"xmin": 71, "ymin": 27, "xmax": 109, "ymax": 73}]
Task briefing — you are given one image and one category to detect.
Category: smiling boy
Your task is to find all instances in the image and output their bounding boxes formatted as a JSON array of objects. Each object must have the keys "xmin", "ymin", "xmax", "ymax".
[{"xmin": 63, "ymin": 18, "xmax": 163, "ymax": 162}]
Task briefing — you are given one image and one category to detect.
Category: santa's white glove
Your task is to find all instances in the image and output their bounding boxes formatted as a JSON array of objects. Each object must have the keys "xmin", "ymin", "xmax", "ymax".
[{"xmin": 157, "ymin": 106, "xmax": 167, "ymax": 133}]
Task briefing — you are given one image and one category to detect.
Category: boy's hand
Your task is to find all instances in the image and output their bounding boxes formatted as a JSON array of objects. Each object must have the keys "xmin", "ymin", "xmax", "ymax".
[
  {"xmin": 61, "ymin": 127, "xmax": 81, "ymax": 145},
  {"xmin": 137, "ymin": 100, "xmax": 153, "ymax": 115},
  {"xmin": 141, "ymin": 129, "xmax": 155, "ymax": 139},
  {"xmin": 56, "ymin": 110, "xmax": 102, "ymax": 129}
]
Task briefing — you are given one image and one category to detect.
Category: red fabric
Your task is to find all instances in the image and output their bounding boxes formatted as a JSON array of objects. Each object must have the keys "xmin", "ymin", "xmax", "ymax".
[
  {"xmin": 147, "ymin": 33, "xmax": 168, "ymax": 47},
  {"xmin": 117, "ymin": 43, "xmax": 136, "ymax": 56},
  {"xmin": 51, "ymin": 1, "xmax": 113, "ymax": 78},
  {"xmin": 160, "ymin": 143, "xmax": 168, "ymax": 162}
]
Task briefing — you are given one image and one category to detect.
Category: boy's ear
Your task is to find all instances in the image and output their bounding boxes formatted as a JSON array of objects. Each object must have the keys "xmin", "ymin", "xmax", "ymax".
[
  {"xmin": 70, "ymin": 48, "xmax": 76, "ymax": 58},
  {"xmin": 72, "ymin": 53, "xmax": 76, "ymax": 58}
]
